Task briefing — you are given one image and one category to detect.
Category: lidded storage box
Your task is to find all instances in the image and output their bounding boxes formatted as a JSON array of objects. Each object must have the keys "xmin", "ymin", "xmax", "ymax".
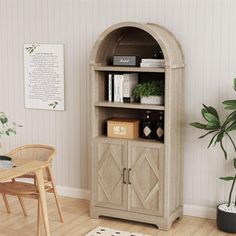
[{"xmin": 107, "ymin": 118, "xmax": 140, "ymax": 139}]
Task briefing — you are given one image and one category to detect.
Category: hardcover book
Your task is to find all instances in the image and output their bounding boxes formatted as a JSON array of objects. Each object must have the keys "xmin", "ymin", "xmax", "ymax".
[{"xmin": 123, "ymin": 73, "xmax": 138, "ymax": 102}]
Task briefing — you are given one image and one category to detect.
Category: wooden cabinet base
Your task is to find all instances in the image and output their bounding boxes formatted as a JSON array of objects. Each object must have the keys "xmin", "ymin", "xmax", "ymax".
[{"xmin": 90, "ymin": 206, "xmax": 183, "ymax": 231}]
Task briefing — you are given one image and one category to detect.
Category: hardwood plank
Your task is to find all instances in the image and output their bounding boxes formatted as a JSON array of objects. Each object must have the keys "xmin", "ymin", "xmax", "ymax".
[{"xmin": 0, "ymin": 196, "xmax": 229, "ymax": 236}]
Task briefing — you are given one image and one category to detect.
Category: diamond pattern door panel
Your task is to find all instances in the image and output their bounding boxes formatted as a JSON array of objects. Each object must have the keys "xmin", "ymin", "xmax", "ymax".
[
  {"xmin": 128, "ymin": 141, "xmax": 164, "ymax": 216},
  {"xmin": 93, "ymin": 138, "xmax": 128, "ymax": 210}
]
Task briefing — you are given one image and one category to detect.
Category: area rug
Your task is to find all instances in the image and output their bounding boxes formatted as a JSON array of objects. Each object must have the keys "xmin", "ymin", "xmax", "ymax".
[{"xmin": 85, "ymin": 226, "xmax": 150, "ymax": 236}]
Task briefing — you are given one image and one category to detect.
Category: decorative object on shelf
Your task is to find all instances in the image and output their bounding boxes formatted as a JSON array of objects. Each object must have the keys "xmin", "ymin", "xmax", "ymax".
[
  {"xmin": 154, "ymin": 111, "xmax": 164, "ymax": 141},
  {"xmin": 141, "ymin": 111, "xmax": 153, "ymax": 139},
  {"xmin": 113, "ymin": 55, "xmax": 141, "ymax": 67},
  {"xmin": 140, "ymin": 96, "xmax": 164, "ymax": 105},
  {"xmin": 107, "ymin": 118, "xmax": 140, "ymax": 139},
  {"xmin": 133, "ymin": 80, "xmax": 164, "ymax": 105},
  {"xmin": 153, "ymin": 48, "xmax": 164, "ymax": 59},
  {"xmin": 190, "ymin": 78, "xmax": 236, "ymax": 233}
]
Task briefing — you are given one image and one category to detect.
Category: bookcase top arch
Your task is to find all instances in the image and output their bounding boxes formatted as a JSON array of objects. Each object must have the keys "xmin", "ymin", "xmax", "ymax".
[{"xmin": 90, "ymin": 22, "xmax": 184, "ymax": 68}]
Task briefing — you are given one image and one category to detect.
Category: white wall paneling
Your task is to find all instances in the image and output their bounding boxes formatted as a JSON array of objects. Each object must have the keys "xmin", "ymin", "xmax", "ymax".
[{"xmin": 1, "ymin": 0, "xmax": 236, "ymax": 217}]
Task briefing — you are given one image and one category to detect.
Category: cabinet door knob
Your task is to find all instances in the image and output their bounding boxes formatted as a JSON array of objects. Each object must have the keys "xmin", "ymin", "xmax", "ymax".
[
  {"xmin": 122, "ymin": 168, "xmax": 127, "ymax": 184},
  {"xmin": 128, "ymin": 168, "xmax": 132, "ymax": 184}
]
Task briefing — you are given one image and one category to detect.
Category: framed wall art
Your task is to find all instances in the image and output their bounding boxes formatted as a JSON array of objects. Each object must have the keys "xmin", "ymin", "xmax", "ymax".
[{"xmin": 24, "ymin": 44, "xmax": 64, "ymax": 111}]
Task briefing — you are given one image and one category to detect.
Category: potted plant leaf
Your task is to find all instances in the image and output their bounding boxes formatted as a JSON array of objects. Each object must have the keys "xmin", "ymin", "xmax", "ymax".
[
  {"xmin": 190, "ymin": 78, "xmax": 236, "ymax": 233},
  {"xmin": 0, "ymin": 112, "xmax": 20, "ymax": 147},
  {"xmin": 132, "ymin": 80, "xmax": 164, "ymax": 105}
]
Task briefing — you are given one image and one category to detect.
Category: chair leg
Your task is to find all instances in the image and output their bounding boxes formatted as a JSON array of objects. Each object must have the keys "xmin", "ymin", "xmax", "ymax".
[
  {"xmin": 18, "ymin": 196, "xmax": 27, "ymax": 217},
  {"xmin": 53, "ymin": 190, "xmax": 64, "ymax": 223},
  {"xmin": 47, "ymin": 166, "xmax": 64, "ymax": 223},
  {"xmin": 2, "ymin": 194, "xmax": 11, "ymax": 213},
  {"xmin": 37, "ymin": 200, "xmax": 41, "ymax": 236}
]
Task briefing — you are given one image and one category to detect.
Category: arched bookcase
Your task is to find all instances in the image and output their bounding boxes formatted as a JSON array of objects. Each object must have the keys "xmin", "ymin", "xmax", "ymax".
[{"xmin": 89, "ymin": 22, "xmax": 184, "ymax": 230}]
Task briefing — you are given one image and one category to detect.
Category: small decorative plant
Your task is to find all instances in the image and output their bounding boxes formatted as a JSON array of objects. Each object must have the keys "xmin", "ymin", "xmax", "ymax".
[
  {"xmin": 133, "ymin": 80, "xmax": 164, "ymax": 99},
  {"xmin": 0, "ymin": 112, "xmax": 21, "ymax": 147},
  {"xmin": 0, "ymin": 112, "xmax": 17, "ymax": 137},
  {"xmin": 190, "ymin": 78, "xmax": 236, "ymax": 233}
]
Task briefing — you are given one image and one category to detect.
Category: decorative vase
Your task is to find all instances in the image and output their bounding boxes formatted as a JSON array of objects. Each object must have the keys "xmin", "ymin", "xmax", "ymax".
[
  {"xmin": 140, "ymin": 96, "xmax": 164, "ymax": 105},
  {"xmin": 217, "ymin": 203, "xmax": 236, "ymax": 233}
]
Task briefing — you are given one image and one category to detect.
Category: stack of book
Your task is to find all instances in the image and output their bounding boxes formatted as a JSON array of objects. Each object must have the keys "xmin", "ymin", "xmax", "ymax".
[
  {"xmin": 108, "ymin": 73, "xmax": 138, "ymax": 103},
  {"xmin": 140, "ymin": 59, "xmax": 165, "ymax": 68}
]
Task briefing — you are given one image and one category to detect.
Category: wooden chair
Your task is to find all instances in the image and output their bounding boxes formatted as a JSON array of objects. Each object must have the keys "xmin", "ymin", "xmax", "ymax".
[{"xmin": 0, "ymin": 144, "xmax": 63, "ymax": 231}]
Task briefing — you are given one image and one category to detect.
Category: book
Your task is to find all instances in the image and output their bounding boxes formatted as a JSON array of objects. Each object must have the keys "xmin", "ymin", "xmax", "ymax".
[
  {"xmin": 108, "ymin": 73, "xmax": 138, "ymax": 103},
  {"xmin": 119, "ymin": 74, "xmax": 124, "ymax": 103},
  {"xmin": 113, "ymin": 74, "xmax": 123, "ymax": 102},
  {"xmin": 140, "ymin": 62, "xmax": 165, "ymax": 68},
  {"xmin": 113, "ymin": 74, "xmax": 118, "ymax": 102},
  {"xmin": 122, "ymin": 73, "xmax": 138, "ymax": 102},
  {"xmin": 108, "ymin": 74, "xmax": 113, "ymax": 102},
  {"xmin": 141, "ymin": 58, "xmax": 165, "ymax": 63}
]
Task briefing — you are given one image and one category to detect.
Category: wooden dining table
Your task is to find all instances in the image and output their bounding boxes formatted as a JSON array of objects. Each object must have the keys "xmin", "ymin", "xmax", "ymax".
[{"xmin": 0, "ymin": 159, "xmax": 51, "ymax": 236}]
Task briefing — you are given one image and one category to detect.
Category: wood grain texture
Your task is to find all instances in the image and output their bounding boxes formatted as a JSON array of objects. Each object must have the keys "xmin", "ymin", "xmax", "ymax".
[
  {"xmin": 92, "ymin": 138, "xmax": 128, "ymax": 211},
  {"xmin": 90, "ymin": 22, "xmax": 184, "ymax": 229},
  {"xmin": 0, "ymin": 159, "xmax": 51, "ymax": 235},
  {"xmin": 128, "ymin": 141, "xmax": 164, "ymax": 217},
  {"xmin": 0, "ymin": 196, "xmax": 230, "ymax": 236},
  {"xmin": 0, "ymin": 0, "xmax": 236, "ymax": 212}
]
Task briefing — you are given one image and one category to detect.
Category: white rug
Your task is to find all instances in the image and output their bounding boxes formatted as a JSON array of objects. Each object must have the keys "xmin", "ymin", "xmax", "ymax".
[{"xmin": 85, "ymin": 226, "xmax": 150, "ymax": 236}]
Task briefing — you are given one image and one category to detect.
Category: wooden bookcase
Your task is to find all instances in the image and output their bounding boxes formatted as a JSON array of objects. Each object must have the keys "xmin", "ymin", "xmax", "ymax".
[{"xmin": 89, "ymin": 22, "xmax": 184, "ymax": 230}]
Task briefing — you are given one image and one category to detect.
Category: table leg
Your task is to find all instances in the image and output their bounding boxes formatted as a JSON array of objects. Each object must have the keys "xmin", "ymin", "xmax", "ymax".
[{"xmin": 35, "ymin": 168, "xmax": 50, "ymax": 236}]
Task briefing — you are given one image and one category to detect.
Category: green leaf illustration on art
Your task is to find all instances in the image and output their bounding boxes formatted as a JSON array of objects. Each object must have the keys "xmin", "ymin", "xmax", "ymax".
[
  {"xmin": 25, "ymin": 44, "xmax": 39, "ymax": 54},
  {"xmin": 48, "ymin": 101, "xmax": 59, "ymax": 109}
]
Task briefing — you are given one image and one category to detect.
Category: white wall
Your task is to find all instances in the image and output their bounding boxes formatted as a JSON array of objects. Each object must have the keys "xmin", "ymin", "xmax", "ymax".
[{"xmin": 0, "ymin": 0, "xmax": 236, "ymax": 217}]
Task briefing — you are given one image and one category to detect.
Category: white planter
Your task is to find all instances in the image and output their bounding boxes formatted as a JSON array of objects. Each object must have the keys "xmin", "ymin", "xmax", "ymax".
[{"xmin": 140, "ymin": 96, "xmax": 164, "ymax": 105}]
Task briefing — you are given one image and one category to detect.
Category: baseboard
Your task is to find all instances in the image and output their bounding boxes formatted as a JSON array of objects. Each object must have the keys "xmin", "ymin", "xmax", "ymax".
[
  {"xmin": 57, "ymin": 186, "xmax": 90, "ymax": 200},
  {"xmin": 183, "ymin": 204, "xmax": 216, "ymax": 219},
  {"xmin": 56, "ymin": 187, "xmax": 216, "ymax": 219}
]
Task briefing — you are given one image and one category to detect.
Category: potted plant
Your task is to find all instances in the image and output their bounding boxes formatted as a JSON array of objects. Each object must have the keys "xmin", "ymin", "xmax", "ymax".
[
  {"xmin": 0, "ymin": 112, "xmax": 19, "ymax": 148},
  {"xmin": 132, "ymin": 80, "xmax": 164, "ymax": 105},
  {"xmin": 190, "ymin": 78, "xmax": 236, "ymax": 233}
]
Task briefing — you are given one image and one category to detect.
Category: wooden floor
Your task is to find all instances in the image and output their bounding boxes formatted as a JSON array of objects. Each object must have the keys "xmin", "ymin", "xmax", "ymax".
[{"xmin": 0, "ymin": 195, "xmax": 234, "ymax": 236}]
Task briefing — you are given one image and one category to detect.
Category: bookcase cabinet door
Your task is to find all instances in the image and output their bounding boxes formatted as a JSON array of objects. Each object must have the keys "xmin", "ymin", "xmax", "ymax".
[
  {"xmin": 93, "ymin": 138, "xmax": 128, "ymax": 210},
  {"xmin": 128, "ymin": 141, "xmax": 164, "ymax": 216}
]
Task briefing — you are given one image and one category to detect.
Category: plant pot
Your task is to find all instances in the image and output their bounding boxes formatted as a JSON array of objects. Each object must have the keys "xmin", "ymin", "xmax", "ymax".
[
  {"xmin": 140, "ymin": 96, "xmax": 164, "ymax": 105},
  {"xmin": 217, "ymin": 203, "xmax": 236, "ymax": 233}
]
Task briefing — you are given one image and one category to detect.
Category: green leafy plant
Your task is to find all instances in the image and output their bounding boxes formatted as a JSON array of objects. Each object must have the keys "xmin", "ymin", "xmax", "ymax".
[
  {"xmin": 190, "ymin": 78, "xmax": 236, "ymax": 207},
  {"xmin": 132, "ymin": 80, "xmax": 164, "ymax": 99},
  {"xmin": 0, "ymin": 112, "xmax": 17, "ymax": 137}
]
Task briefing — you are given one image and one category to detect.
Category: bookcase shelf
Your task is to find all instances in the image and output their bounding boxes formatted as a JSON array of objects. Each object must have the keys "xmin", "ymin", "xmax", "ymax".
[
  {"xmin": 95, "ymin": 135, "xmax": 165, "ymax": 145},
  {"xmin": 94, "ymin": 65, "xmax": 165, "ymax": 73},
  {"xmin": 90, "ymin": 22, "xmax": 184, "ymax": 231},
  {"xmin": 94, "ymin": 101, "xmax": 165, "ymax": 110}
]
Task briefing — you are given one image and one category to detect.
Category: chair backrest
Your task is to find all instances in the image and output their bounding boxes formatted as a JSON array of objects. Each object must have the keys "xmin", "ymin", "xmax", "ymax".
[
  {"xmin": 7, "ymin": 144, "xmax": 56, "ymax": 180},
  {"xmin": 7, "ymin": 144, "xmax": 56, "ymax": 162}
]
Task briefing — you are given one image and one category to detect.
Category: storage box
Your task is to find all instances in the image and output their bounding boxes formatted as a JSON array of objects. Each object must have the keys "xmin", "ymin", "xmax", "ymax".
[{"xmin": 107, "ymin": 118, "xmax": 140, "ymax": 139}]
